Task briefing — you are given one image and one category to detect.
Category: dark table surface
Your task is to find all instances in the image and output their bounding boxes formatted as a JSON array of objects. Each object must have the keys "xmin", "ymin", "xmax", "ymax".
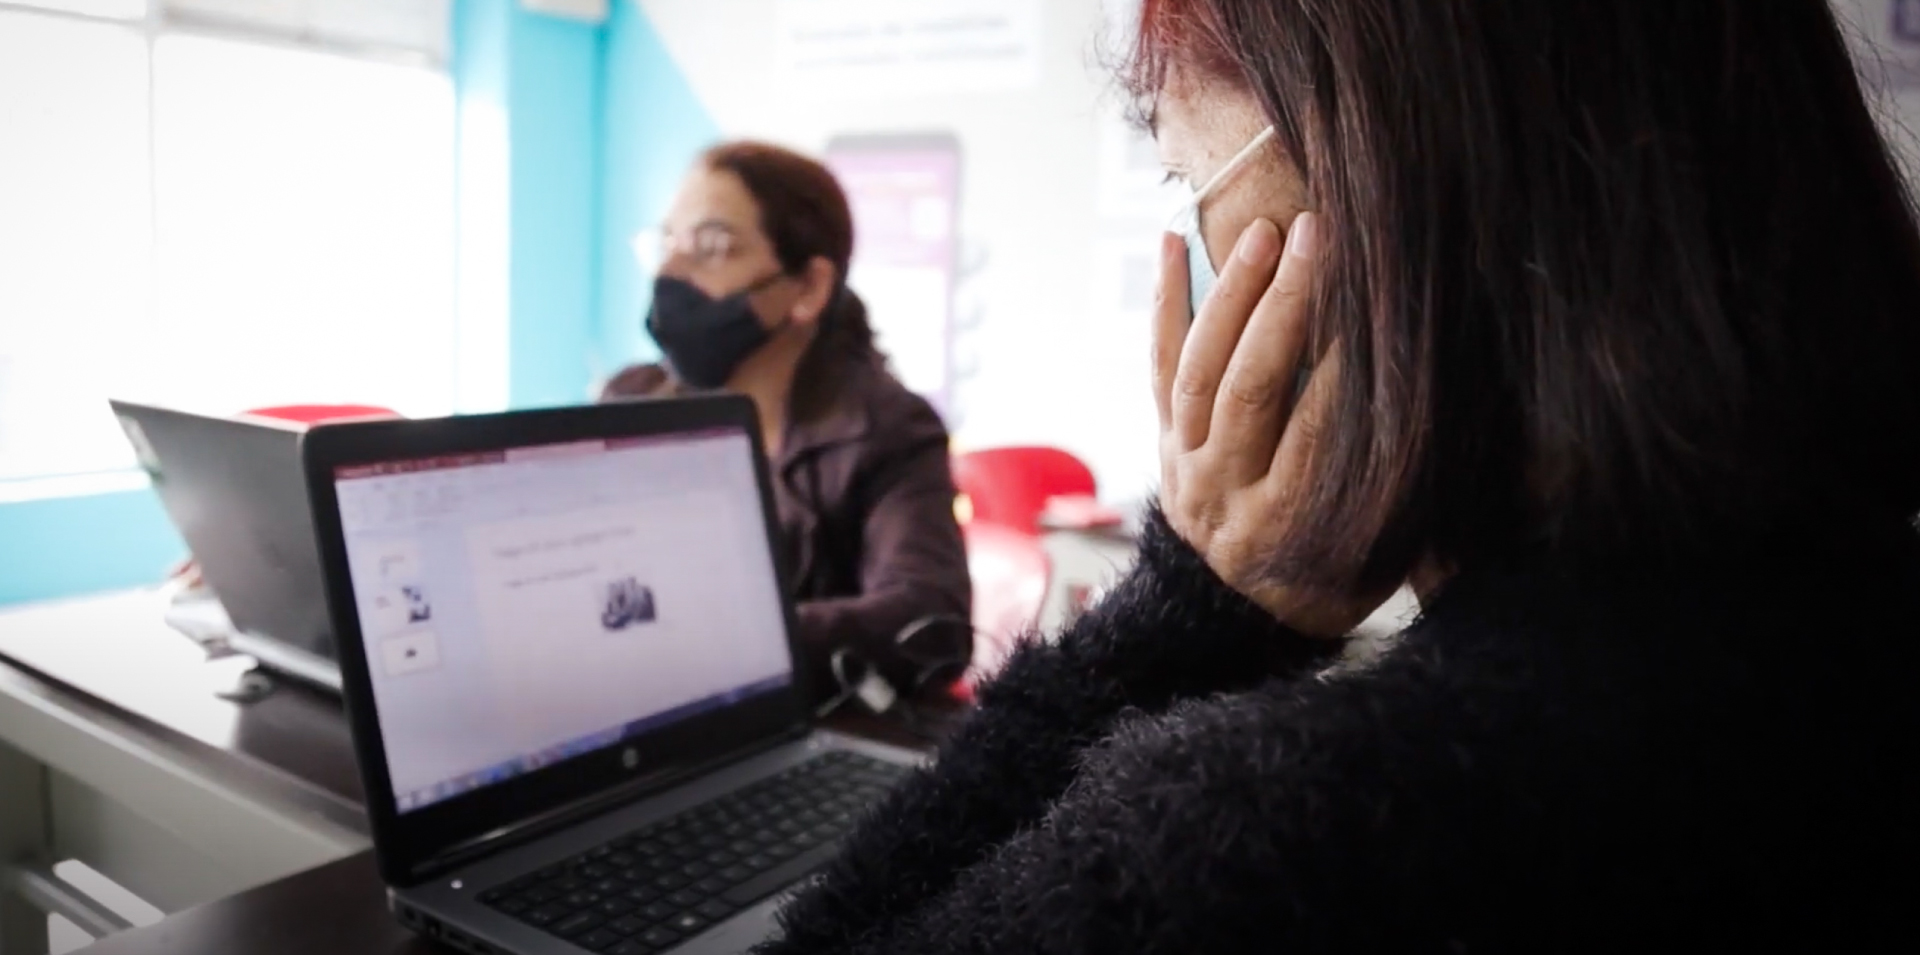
[
  {"xmin": 0, "ymin": 589, "xmax": 961, "ymax": 955},
  {"xmin": 76, "ymin": 851, "xmax": 439, "ymax": 955}
]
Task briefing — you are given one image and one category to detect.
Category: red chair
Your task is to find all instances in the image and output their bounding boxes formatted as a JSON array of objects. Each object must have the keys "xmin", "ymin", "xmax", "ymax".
[
  {"xmin": 244, "ymin": 404, "xmax": 400, "ymax": 425},
  {"xmin": 952, "ymin": 446, "xmax": 1113, "ymax": 536},
  {"xmin": 952, "ymin": 521, "xmax": 1050, "ymax": 700}
]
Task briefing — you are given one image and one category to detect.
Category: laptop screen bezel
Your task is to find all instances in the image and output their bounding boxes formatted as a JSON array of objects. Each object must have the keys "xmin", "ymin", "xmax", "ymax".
[{"xmin": 302, "ymin": 396, "xmax": 816, "ymax": 886}]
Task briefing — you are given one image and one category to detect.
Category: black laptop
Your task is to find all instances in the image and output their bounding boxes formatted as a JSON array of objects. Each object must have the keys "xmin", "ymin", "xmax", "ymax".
[
  {"xmin": 301, "ymin": 395, "xmax": 919, "ymax": 955},
  {"xmin": 109, "ymin": 399, "xmax": 343, "ymax": 691}
]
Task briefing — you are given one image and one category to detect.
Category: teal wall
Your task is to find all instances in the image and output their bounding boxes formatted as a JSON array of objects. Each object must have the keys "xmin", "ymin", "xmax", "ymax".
[
  {"xmin": 505, "ymin": 6, "xmax": 604, "ymax": 408},
  {"xmin": 597, "ymin": 0, "xmax": 719, "ymax": 371},
  {"xmin": 0, "ymin": 490, "xmax": 183, "ymax": 606},
  {"xmin": 0, "ymin": 0, "xmax": 716, "ymax": 607},
  {"xmin": 455, "ymin": 0, "xmax": 604, "ymax": 409}
]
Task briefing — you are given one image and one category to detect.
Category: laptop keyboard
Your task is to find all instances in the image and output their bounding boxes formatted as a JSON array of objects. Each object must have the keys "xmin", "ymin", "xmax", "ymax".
[{"xmin": 477, "ymin": 750, "xmax": 908, "ymax": 954}]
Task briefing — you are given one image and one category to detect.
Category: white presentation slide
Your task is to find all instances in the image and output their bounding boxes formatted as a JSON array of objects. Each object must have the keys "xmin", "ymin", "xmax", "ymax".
[
  {"xmin": 462, "ymin": 493, "xmax": 789, "ymax": 763},
  {"xmin": 339, "ymin": 434, "xmax": 798, "ymax": 806}
]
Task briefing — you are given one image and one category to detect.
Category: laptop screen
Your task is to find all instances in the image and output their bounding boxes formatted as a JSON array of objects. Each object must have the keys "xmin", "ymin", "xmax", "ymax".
[{"xmin": 331, "ymin": 428, "xmax": 794, "ymax": 815}]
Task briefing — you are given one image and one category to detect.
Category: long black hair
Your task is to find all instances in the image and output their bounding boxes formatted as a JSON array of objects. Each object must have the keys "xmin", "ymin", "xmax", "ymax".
[{"xmin": 1128, "ymin": 0, "xmax": 1920, "ymax": 588}]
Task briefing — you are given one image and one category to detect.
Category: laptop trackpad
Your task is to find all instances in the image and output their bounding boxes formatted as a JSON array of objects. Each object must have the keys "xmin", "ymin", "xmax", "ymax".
[{"xmin": 674, "ymin": 895, "xmax": 785, "ymax": 954}]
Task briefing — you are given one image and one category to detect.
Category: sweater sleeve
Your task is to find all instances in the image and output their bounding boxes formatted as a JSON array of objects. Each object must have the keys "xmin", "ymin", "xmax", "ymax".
[
  {"xmin": 758, "ymin": 506, "xmax": 1341, "ymax": 955},
  {"xmin": 814, "ymin": 679, "xmax": 1408, "ymax": 955}
]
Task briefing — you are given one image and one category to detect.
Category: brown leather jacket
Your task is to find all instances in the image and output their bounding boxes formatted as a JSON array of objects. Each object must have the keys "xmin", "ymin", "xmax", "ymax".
[{"xmin": 600, "ymin": 357, "xmax": 972, "ymax": 701}]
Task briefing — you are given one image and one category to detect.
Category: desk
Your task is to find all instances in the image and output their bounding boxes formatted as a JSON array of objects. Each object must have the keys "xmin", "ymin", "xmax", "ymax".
[
  {"xmin": 67, "ymin": 851, "xmax": 429, "ymax": 955},
  {"xmin": 0, "ymin": 589, "xmax": 371, "ymax": 953},
  {"xmin": 0, "ymin": 588, "xmax": 955, "ymax": 954}
]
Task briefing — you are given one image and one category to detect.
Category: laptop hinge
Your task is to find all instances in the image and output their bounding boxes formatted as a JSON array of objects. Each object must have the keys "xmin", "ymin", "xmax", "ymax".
[{"xmin": 410, "ymin": 726, "xmax": 809, "ymax": 881}]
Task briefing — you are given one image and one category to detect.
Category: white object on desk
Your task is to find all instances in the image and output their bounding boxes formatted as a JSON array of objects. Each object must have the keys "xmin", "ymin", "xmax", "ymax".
[
  {"xmin": 1035, "ymin": 527, "xmax": 1137, "ymax": 634},
  {"xmin": 161, "ymin": 589, "xmax": 237, "ymax": 653},
  {"xmin": 163, "ymin": 590, "xmax": 343, "ymax": 693}
]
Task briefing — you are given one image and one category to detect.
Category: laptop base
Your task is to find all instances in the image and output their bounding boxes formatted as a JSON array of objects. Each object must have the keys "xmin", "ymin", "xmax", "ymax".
[{"xmin": 394, "ymin": 732, "xmax": 918, "ymax": 955}]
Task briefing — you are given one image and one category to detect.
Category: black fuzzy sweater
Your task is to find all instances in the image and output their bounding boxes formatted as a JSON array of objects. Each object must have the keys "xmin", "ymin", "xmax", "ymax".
[{"xmin": 759, "ymin": 511, "xmax": 1918, "ymax": 953}]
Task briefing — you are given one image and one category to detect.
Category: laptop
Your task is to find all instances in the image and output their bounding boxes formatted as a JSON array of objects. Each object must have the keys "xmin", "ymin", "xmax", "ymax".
[
  {"xmin": 109, "ymin": 399, "xmax": 343, "ymax": 691},
  {"xmin": 301, "ymin": 395, "xmax": 921, "ymax": 955}
]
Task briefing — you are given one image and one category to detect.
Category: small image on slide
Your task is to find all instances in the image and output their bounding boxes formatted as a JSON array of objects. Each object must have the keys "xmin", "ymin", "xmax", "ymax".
[
  {"xmin": 375, "ymin": 539, "xmax": 423, "ymax": 585},
  {"xmin": 600, "ymin": 577, "xmax": 657, "ymax": 632},
  {"xmin": 402, "ymin": 584, "xmax": 432, "ymax": 624},
  {"xmin": 367, "ymin": 587, "xmax": 410, "ymax": 636},
  {"xmin": 381, "ymin": 629, "xmax": 441, "ymax": 677}
]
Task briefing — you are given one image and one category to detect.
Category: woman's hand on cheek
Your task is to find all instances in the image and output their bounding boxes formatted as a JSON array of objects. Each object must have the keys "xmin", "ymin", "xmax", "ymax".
[{"xmin": 1152, "ymin": 213, "xmax": 1381, "ymax": 637}]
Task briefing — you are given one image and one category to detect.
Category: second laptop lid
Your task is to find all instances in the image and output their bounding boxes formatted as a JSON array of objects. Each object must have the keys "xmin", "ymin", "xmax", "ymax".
[{"xmin": 110, "ymin": 400, "xmax": 338, "ymax": 667}]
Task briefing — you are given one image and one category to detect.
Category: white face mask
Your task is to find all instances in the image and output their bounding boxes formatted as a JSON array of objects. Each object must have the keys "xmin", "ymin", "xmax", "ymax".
[{"xmin": 1168, "ymin": 126, "xmax": 1279, "ymax": 318}]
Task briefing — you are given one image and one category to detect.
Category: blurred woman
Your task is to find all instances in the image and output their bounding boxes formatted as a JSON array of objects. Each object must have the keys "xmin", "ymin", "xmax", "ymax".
[{"xmin": 603, "ymin": 142, "xmax": 971, "ymax": 704}]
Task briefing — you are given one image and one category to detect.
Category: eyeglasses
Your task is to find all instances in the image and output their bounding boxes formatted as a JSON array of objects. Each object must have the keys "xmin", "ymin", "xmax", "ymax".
[{"xmin": 633, "ymin": 221, "xmax": 753, "ymax": 272}]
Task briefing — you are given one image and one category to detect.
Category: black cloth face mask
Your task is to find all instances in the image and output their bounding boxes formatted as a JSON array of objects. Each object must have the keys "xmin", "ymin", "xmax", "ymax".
[{"xmin": 644, "ymin": 272, "xmax": 788, "ymax": 389}]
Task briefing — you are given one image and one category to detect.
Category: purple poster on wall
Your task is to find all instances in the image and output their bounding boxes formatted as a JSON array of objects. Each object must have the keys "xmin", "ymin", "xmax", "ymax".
[
  {"xmin": 1898, "ymin": 0, "xmax": 1920, "ymax": 43},
  {"xmin": 824, "ymin": 133, "xmax": 962, "ymax": 418}
]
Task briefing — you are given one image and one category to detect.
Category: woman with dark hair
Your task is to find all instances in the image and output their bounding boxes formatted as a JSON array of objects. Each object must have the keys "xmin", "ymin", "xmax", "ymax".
[
  {"xmin": 602, "ymin": 141, "xmax": 970, "ymax": 705},
  {"xmin": 757, "ymin": 2, "xmax": 1920, "ymax": 952}
]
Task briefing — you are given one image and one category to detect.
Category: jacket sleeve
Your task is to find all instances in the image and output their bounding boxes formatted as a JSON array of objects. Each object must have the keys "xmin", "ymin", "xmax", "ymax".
[
  {"xmin": 761, "ymin": 507, "xmax": 1342, "ymax": 955},
  {"xmin": 597, "ymin": 363, "xmax": 671, "ymax": 402},
  {"xmin": 792, "ymin": 414, "xmax": 972, "ymax": 678}
]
